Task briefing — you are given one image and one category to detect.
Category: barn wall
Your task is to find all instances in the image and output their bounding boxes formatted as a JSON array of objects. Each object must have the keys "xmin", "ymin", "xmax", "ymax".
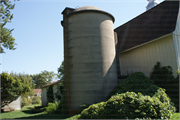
[
  {"xmin": 41, "ymin": 88, "xmax": 47, "ymax": 106},
  {"xmin": 173, "ymin": 5, "xmax": 180, "ymax": 71},
  {"xmin": 119, "ymin": 35, "xmax": 178, "ymax": 77},
  {"xmin": 53, "ymin": 84, "xmax": 62, "ymax": 102}
]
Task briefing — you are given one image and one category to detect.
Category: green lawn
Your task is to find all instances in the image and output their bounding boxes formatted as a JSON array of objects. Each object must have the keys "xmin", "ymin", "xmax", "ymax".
[
  {"xmin": 0, "ymin": 104, "xmax": 71, "ymax": 119},
  {"xmin": 0, "ymin": 104, "xmax": 179, "ymax": 119}
]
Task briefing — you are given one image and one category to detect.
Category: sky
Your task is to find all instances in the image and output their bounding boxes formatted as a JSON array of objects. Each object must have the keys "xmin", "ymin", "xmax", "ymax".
[{"xmin": 0, "ymin": 0, "xmax": 164, "ymax": 76}]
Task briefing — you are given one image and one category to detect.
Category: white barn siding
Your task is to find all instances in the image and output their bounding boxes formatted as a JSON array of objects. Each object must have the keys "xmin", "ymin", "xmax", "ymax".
[
  {"xmin": 2, "ymin": 96, "xmax": 21, "ymax": 111},
  {"xmin": 41, "ymin": 88, "xmax": 47, "ymax": 106},
  {"xmin": 173, "ymin": 5, "xmax": 180, "ymax": 70},
  {"xmin": 53, "ymin": 84, "xmax": 58, "ymax": 102},
  {"xmin": 119, "ymin": 35, "xmax": 178, "ymax": 77}
]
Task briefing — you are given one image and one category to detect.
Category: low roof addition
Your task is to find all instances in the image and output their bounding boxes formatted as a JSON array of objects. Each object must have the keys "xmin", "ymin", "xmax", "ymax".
[
  {"xmin": 41, "ymin": 80, "xmax": 62, "ymax": 88},
  {"xmin": 33, "ymin": 89, "xmax": 42, "ymax": 93},
  {"xmin": 115, "ymin": 1, "xmax": 179, "ymax": 53}
]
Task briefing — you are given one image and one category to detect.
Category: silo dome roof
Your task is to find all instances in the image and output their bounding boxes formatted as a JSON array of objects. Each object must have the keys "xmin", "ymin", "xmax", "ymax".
[{"xmin": 74, "ymin": 6, "xmax": 103, "ymax": 12}]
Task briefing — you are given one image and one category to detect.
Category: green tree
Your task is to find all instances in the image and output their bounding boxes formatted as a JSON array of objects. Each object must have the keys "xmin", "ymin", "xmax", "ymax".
[
  {"xmin": 9, "ymin": 72, "xmax": 35, "ymax": 97},
  {"xmin": 1, "ymin": 72, "xmax": 31, "ymax": 108},
  {"xmin": 31, "ymin": 70, "xmax": 58, "ymax": 89},
  {"xmin": 0, "ymin": 0, "xmax": 16, "ymax": 53},
  {"xmin": 57, "ymin": 60, "xmax": 64, "ymax": 79},
  {"xmin": 57, "ymin": 61, "xmax": 65, "ymax": 94}
]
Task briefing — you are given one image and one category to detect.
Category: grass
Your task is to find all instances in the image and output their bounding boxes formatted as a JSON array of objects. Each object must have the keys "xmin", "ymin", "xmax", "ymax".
[
  {"xmin": 0, "ymin": 104, "xmax": 72, "ymax": 119},
  {"xmin": 171, "ymin": 113, "xmax": 180, "ymax": 120},
  {"xmin": 1, "ymin": 104, "xmax": 179, "ymax": 119}
]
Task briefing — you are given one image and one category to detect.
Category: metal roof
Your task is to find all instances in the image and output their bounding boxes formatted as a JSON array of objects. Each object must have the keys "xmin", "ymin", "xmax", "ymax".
[
  {"xmin": 115, "ymin": 1, "xmax": 179, "ymax": 53},
  {"xmin": 73, "ymin": 6, "xmax": 103, "ymax": 12}
]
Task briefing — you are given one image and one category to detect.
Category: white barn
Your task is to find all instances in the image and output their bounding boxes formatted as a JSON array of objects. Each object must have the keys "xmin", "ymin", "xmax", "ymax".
[
  {"xmin": 2, "ymin": 96, "xmax": 21, "ymax": 111},
  {"xmin": 115, "ymin": 1, "xmax": 180, "ymax": 78},
  {"xmin": 41, "ymin": 80, "xmax": 62, "ymax": 106}
]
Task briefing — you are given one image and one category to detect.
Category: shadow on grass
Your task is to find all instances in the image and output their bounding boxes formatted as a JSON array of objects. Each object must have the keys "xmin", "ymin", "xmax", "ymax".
[
  {"xmin": 14, "ymin": 105, "xmax": 73, "ymax": 119},
  {"xmin": 14, "ymin": 113, "xmax": 72, "ymax": 119}
]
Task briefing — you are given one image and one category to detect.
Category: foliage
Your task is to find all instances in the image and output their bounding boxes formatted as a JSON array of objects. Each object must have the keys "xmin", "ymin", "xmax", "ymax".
[
  {"xmin": 108, "ymin": 72, "xmax": 159, "ymax": 99},
  {"xmin": 150, "ymin": 62, "xmax": 179, "ymax": 112},
  {"xmin": 78, "ymin": 90, "xmax": 175, "ymax": 119},
  {"xmin": 1, "ymin": 72, "xmax": 23, "ymax": 108},
  {"xmin": 1, "ymin": 72, "xmax": 33, "ymax": 108},
  {"xmin": 32, "ymin": 96, "xmax": 41, "ymax": 104},
  {"xmin": 73, "ymin": 72, "xmax": 176, "ymax": 119},
  {"xmin": 57, "ymin": 61, "xmax": 66, "ymax": 114},
  {"xmin": 41, "ymin": 101, "xmax": 61, "ymax": 114},
  {"xmin": 57, "ymin": 61, "xmax": 65, "ymax": 94},
  {"xmin": 150, "ymin": 62, "xmax": 175, "ymax": 85},
  {"xmin": 57, "ymin": 60, "xmax": 64, "ymax": 79},
  {"xmin": 0, "ymin": 0, "xmax": 16, "ymax": 53},
  {"xmin": 54, "ymin": 83, "xmax": 62, "ymax": 100},
  {"xmin": 9, "ymin": 72, "xmax": 35, "ymax": 97},
  {"xmin": 30, "ymin": 70, "xmax": 58, "ymax": 89},
  {"xmin": 21, "ymin": 97, "xmax": 32, "ymax": 108},
  {"xmin": 46, "ymin": 85, "xmax": 54, "ymax": 103}
]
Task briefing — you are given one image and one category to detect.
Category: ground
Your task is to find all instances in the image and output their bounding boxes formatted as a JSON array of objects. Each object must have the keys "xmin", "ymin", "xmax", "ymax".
[{"xmin": 0, "ymin": 104, "xmax": 179, "ymax": 119}]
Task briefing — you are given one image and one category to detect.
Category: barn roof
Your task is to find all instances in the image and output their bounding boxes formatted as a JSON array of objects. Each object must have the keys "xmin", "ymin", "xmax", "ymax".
[
  {"xmin": 41, "ymin": 80, "xmax": 62, "ymax": 88},
  {"xmin": 115, "ymin": 1, "xmax": 179, "ymax": 53},
  {"xmin": 33, "ymin": 89, "xmax": 42, "ymax": 93}
]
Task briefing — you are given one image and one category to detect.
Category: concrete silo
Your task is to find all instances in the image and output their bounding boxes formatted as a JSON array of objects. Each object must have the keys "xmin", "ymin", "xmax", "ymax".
[{"xmin": 61, "ymin": 6, "xmax": 118, "ymax": 114}]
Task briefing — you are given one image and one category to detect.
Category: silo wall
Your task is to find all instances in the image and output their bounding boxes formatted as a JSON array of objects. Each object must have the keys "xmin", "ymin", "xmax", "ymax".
[{"xmin": 64, "ymin": 10, "xmax": 118, "ymax": 114}]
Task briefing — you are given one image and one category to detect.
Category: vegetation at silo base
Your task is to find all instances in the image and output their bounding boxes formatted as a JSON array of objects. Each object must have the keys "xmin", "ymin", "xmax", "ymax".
[
  {"xmin": 41, "ymin": 101, "xmax": 61, "ymax": 114},
  {"xmin": 41, "ymin": 97, "xmax": 66, "ymax": 114},
  {"xmin": 69, "ymin": 72, "xmax": 176, "ymax": 119},
  {"xmin": 108, "ymin": 72, "xmax": 159, "ymax": 99}
]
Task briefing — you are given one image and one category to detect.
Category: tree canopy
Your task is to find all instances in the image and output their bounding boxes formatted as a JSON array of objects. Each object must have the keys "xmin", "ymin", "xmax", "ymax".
[
  {"xmin": 1, "ymin": 72, "xmax": 32, "ymax": 108},
  {"xmin": 0, "ymin": 0, "xmax": 16, "ymax": 53},
  {"xmin": 30, "ymin": 70, "xmax": 58, "ymax": 89},
  {"xmin": 57, "ymin": 60, "xmax": 64, "ymax": 79}
]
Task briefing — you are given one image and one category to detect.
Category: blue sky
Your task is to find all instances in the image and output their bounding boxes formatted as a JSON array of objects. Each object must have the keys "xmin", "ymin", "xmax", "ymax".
[{"xmin": 0, "ymin": 0, "xmax": 164, "ymax": 76}]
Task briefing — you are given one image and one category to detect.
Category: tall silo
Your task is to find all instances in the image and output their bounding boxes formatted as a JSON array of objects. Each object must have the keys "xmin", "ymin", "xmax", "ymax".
[{"xmin": 61, "ymin": 6, "xmax": 118, "ymax": 114}]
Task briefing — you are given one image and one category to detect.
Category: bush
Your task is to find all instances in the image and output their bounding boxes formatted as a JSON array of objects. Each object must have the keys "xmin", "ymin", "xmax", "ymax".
[
  {"xmin": 41, "ymin": 101, "xmax": 61, "ymax": 114},
  {"xmin": 74, "ymin": 72, "xmax": 175, "ymax": 119},
  {"xmin": 32, "ymin": 96, "xmax": 41, "ymax": 104},
  {"xmin": 79, "ymin": 89, "xmax": 175, "ymax": 119},
  {"xmin": 47, "ymin": 85, "xmax": 54, "ymax": 103},
  {"xmin": 21, "ymin": 97, "xmax": 32, "ymax": 108},
  {"xmin": 108, "ymin": 72, "xmax": 159, "ymax": 99},
  {"xmin": 150, "ymin": 62, "xmax": 175, "ymax": 85},
  {"xmin": 150, "ymin": 62, "xmax": 179, "ymax": 112}
]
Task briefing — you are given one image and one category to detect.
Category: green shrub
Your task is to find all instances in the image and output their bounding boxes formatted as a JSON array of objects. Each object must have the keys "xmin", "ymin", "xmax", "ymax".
[
  {"xmin": 75, "ymin": 72, "xmax": 175, "ymax": 119},
  {"xmin": 150, "ymin": 62, "xmax": 175, "ymax": 85},
  {"xmin": 21, "ymin": 97, "xmax": 32, "ymax": 107},
  {"xmin": 47, "ymin": 85, "xmax": 54, "ymax": 103},
  {"xmin": 41, "ymin": 101, "xmax": 61, "ymax": 114},
  {"xmin": 79, "ymin": 89, "xmax": 175, "ymax": 119},
  {"xmin": 150, "ymin": 62, "xmax": 179, "ymax": 112},
  {"xmin": 108, "ymin": 72, "xmax": 159, "ymax": 99},
  {"xmin": 32, "ymin": 96, "xmax": 41, "ymax": 104}
]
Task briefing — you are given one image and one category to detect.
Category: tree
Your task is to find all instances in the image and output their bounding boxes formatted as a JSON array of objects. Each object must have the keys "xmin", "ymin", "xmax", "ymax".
[
  {"xmin": 57, "ymin": 60, "xmax": 65, "ymax": 95},
  {"xmin": 31, "ymin": 70, "xmax": 58, "ymax": 89},
  {"xmin": 57, "ymin": 60, "xmax": 64, "ymax": 79},
  {"xmin": 1, "ymin": 72, "xmax": 31, "ymax": 108},
  {"xmin": 0, "ymin": 0, "xmax": 16, "ymax": 53},
  {"xmin": 9, "ymin": 72, "xmax": 35, "ymax": 97}
]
